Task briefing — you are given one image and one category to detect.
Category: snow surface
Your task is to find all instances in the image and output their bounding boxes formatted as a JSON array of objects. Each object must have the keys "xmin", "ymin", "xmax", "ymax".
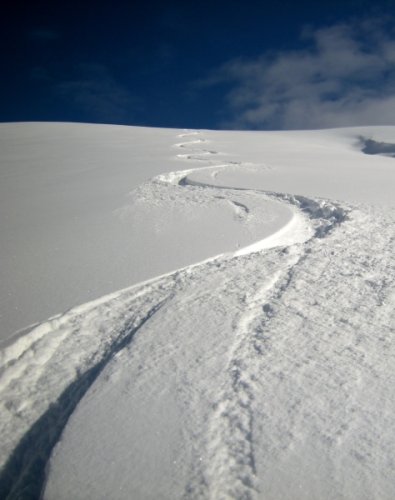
[
  {"xmin": 0, "ymin": 123, "xmax": 297, "ymax": 345},
  {"xmin": 1, "ymin": 123, "xmax": 395, "ymax": 499}
]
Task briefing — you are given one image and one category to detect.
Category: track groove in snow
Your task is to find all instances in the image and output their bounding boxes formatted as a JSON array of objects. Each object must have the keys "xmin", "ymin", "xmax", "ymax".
[
  {"xmin": 203, "ymin": 259, "xmax": 301, "ymax": 500},
  {"xmin": 0, "ymin": 129, "xmax": 318, "ymax": 497},
  {"xmin": 0, "ymin": 279, "xmax": 175, "ymax": 498},
  {"xmin": 42, "ymin": 132, "xmax": 360, "ymax": 500},
  {"xmin": 4, "ymin": 127, "xmax": 392, "ymax": 500}
]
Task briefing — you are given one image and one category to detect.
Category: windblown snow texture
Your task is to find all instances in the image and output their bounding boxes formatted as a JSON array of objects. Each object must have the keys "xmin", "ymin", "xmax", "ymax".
[{"xmin": 0, "ymin": 125, "xmax": 394, "ymax": 500}]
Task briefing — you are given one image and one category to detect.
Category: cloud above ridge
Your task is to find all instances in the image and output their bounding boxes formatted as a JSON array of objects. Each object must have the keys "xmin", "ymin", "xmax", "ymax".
[{"xmin": 204, "ymin": 19, "xmax": 395, "ymax": 129}]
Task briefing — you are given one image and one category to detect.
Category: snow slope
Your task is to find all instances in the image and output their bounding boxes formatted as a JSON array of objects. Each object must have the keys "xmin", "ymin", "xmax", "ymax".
[
  {"xmin": 0, "ymin": 123, "xmax": 395, "ymax": 499},
  {"xmin": 184, "ymin": 127, "xmax": 395, "ymax": 206},
  {"xmin": 0, "ymin": 123, "xmax": 296, "ymax": 345}
]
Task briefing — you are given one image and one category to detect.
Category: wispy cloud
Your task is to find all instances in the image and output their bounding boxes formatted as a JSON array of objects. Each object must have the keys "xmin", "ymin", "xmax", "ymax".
[
  {"xmin": 203, "ymin": 18, "xmax": 395, "ymax": 129},
  {"xmin": 54, "ymin": 64, "xmax": 138, "ymax": 123}
]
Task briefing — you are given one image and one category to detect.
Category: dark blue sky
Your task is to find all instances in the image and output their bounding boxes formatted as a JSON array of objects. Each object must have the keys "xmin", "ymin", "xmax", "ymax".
[{"xmin": 2, "ymin": 0, "xmax": 395, "ymax": 129}]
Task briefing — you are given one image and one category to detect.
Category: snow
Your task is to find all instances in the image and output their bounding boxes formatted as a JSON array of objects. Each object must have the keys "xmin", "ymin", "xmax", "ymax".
[
  {"xmin": 0, "ymin": 123, "xmax": 295, "ymax": 345},
  {"xmin": 1, "ymin": 123, "xmax": 395, "ymax": 499},
  {"xmin": 184, "ymin": 127, "xmax": 395, "ymax": 206}
]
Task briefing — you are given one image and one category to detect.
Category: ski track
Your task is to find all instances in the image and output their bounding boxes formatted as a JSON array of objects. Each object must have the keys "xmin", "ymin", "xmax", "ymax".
[{"xmin": 1, "ymin": 130, "xmax": 395, "ymax": 499}]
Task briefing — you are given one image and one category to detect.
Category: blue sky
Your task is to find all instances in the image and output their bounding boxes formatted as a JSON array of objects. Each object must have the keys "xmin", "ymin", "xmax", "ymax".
[{"xmin": 1, "ymin": 0, "xmax": 395, "ymax": 129}]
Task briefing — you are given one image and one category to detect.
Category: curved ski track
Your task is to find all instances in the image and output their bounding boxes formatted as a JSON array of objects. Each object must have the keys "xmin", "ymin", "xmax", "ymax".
[{"xmin": 2, "ymin": 130, "xmax": 394, "ymax": 500}]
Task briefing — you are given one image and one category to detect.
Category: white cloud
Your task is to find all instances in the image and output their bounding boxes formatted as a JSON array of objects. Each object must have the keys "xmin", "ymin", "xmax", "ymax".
[{"xmin": 204, "ymin": 19, "xmax": 395, "ymax": 129}]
